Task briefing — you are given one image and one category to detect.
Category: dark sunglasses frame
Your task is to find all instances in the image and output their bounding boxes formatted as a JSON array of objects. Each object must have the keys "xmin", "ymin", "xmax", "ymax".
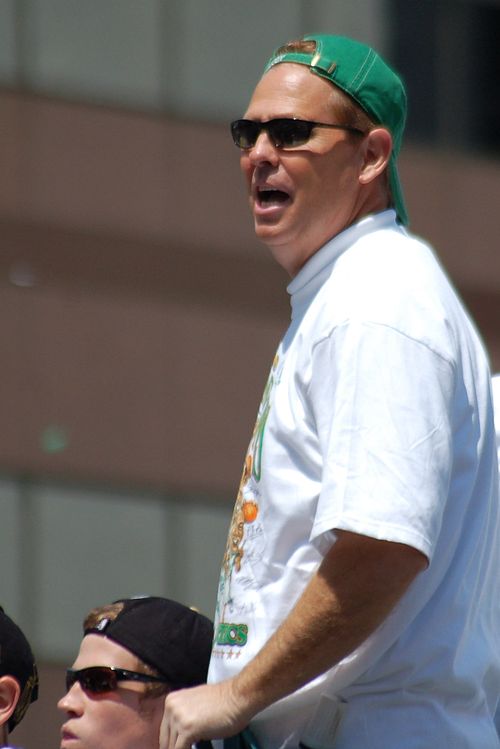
[
  {"xmin": 66, "ymin": 666, "xmax": 169, "ymax": 694},
  {"xmin": 230, "ymin": 117, "xmax": 365, "ymax": 150}
]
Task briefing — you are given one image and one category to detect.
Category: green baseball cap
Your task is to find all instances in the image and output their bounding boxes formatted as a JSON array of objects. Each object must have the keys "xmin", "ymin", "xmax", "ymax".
[{"xmin": 264, "ymin": 34, "xmax": 409, "ymax": 225}]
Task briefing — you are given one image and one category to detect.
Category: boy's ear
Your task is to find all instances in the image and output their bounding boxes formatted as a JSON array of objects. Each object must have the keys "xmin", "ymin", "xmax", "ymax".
[{"xmin": 0, "ymin": 674, "xmax": 21, "ymax": 729}]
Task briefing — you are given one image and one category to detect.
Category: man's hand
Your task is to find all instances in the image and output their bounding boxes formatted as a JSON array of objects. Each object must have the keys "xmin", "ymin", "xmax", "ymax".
[
  {"xmin": 159, "ymin": 680, "xmax": 250, "ymax": 749},
  {"xmin": 158, "ymin": 531, "xmax": 427, "ymax": 749}
]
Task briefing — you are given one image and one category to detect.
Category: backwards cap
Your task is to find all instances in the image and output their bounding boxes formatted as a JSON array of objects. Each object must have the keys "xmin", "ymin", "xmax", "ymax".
[
  {"xmin": 264, "ymin": 34, "xmax": 408, "ymax": 225},
  {"xmin": 0, "ymin": 607, "xmax": 39, "ymax": 732},
  {"xmin": 84, "ymin": 596, "xmax": 213, "ymax": 690}
]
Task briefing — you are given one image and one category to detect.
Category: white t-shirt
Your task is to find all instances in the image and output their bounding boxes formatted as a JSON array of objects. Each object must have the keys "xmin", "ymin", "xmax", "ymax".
[
  {"xmin": 492, "ymin": 375, "xmax": 500, "ymax": 465},
  {"xmin": 210, "ymin": 211, "xmax": 500, "ymax": 748},
  {"xmin": 491, "ymin": 373, "xmax": 500, "ymax": 739}
]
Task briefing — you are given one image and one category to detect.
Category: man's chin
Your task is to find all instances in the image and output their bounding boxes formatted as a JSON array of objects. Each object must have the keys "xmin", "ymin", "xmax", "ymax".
[
  {"xmin": 254, "ymin": 218, "xmax": 286, "ymax": 244},
  {"xmin": 262, "ymin": 239, "xmax": 298, "ymax": 276}
]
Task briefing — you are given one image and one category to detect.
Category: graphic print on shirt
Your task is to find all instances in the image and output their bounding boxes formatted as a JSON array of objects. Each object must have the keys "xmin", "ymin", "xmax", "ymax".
[{"xmin": 213, "ymin": 353, "xmax": 280, "ymax": 658}]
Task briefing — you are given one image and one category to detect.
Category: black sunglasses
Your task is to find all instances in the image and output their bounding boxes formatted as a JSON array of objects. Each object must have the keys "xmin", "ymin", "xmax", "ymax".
[
  {"xmin": 66, "ymin": 666, "xmax": 169, "ymax": 694},
  {"xmin": 230, "ymin": 118, "xmax": 365, "ymax": 150}
]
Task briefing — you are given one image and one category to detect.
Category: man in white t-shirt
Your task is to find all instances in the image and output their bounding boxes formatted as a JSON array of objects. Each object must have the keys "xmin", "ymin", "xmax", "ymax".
[{"xmin": 160, "ymin": 34, "xmax": 500, "ymax": 749}]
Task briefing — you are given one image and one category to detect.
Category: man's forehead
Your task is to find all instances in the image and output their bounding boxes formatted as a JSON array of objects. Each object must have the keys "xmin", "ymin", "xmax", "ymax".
[
  {"xmin": 73, "ymin": 634, "xmax": 138, "ymax": 670},
  {"xmin": 245, "ymin": 63, "xmax": 335, "ymax": 119}
]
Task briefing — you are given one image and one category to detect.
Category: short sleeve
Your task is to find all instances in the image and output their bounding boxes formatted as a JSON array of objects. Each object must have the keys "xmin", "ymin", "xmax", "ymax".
[{"xmin": 309, "ymin": 321, "xmax": 455, "ymax": 559}]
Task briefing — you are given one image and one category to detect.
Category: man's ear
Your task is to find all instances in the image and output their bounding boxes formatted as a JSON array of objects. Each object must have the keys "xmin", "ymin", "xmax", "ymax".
[
  {"xmin": 0, "ymin": 675, "xmax": 21, "ymax": 729},
  {"xmin": 359, "ymin": 127, "xmax": 392, "ymax": 185}
]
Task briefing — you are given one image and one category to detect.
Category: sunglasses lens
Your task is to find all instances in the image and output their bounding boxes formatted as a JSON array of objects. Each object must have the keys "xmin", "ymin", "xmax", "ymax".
[
  {"xmin": 86, "ymin": 668, "xmax": 117, "ymax": 693},
  {"xmin": 67, "ymin": 668, "xmax": 118, "ymax": 694},
  {"xmin": 270, "ymin": 119, "xmax": 313, "ymax": 147},
  {"xmin": 231, "ymin": 120, "xmax": 259, "ymax": 149},
  {"xmin": 230, "ymin": 119, "xmax": 315, "ymax": 149}
]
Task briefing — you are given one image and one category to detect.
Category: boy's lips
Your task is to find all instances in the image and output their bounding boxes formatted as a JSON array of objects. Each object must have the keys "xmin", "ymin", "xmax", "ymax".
[{"xmin": 61, "ymin": 725, "xmax": 78, "ymax": 746}]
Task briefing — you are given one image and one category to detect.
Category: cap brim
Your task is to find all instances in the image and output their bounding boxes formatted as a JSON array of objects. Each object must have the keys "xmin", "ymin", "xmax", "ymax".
[{"xmin": 389, "ymin": 156, "xmax": 408, "ymax": 226}]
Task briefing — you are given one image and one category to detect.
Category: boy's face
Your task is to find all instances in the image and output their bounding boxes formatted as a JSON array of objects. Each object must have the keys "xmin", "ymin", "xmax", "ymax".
[{"xmin": 58, "ymin": 634, "xmax": 165, "ymax": 749}]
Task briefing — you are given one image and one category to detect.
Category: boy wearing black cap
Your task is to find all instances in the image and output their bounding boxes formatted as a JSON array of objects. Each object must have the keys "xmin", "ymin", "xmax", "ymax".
[
  {"xmin": 160, "ymin": 33, "xmax": 500, "ymax": 749},
  {"xmin": 58, "ymin": 596, "xmax": 213, "ymax": 749},
  {"xmin": 0, "ymin": 607, "xmax": 38, "ymax": 746}
]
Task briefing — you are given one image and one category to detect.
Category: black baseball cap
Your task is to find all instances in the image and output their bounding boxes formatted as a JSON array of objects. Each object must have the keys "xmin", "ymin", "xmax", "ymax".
[
  {"xmin": 84, "ymin": 596, "xmax": 213, "ymax": 689},
  {"xmin": 0, "ymin": 607, "xmax": 39, "ymax": 732}
]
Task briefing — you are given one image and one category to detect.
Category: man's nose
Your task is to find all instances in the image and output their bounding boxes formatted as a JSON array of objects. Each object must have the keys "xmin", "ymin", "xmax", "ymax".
[{"xmin": 247, "ymin": 130, "xmax": 280, "ymax": 165}]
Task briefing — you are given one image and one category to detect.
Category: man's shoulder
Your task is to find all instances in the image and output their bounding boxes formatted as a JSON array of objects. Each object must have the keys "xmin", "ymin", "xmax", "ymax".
[
  {"xmin": 298, "ymin": 224, "xmax": 473, "ymax": 364},
  {"xmin": 322, "ymin": 229, "xmax": 446, "ymax": 322}
]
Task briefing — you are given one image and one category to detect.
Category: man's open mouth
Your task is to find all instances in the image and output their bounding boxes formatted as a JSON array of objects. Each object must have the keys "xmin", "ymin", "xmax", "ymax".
[{"xmin": 257, "ymin": 187, "xmax": 290, "ymax": 205}]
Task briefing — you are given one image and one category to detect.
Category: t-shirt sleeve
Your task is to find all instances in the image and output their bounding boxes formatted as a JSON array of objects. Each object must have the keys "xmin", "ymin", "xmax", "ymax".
[{"xmin": 309, "ymin": 320, "xmax": 455, "ymax": 560}]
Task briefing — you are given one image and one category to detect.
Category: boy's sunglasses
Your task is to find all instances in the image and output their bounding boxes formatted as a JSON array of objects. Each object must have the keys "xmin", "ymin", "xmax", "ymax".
[
  {"xmin": 230, "ymin": 118, "xmax": 365, "ymax": 150},
  {"xmin": 66, "ymin": 666, "xmax": 169, "ymax": 694}
]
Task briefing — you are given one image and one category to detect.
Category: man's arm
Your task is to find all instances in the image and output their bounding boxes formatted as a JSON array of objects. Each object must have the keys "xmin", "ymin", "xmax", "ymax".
[{"xmin": 160, "ymin": 530, "xmax": 427, "ymax": 749}]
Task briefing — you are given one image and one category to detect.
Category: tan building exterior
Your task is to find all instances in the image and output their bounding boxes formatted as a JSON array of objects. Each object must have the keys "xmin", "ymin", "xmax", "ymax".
[
  {"xmin": 4, "ymin": 90, "xmax": 500, "ymax": 747},
  {"xmin": 0, "ymin": 2, "xmax": 499, "ymax": 745},
  {"xmin": 1, "ymin": 90, "xmax": 499, "ymax": 495}
]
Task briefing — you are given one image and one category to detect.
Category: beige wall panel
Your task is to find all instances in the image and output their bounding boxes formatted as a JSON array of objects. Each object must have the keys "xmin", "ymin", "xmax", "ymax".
[
  {"xmin": 0, "ymin": 278, "xmax": 284, "ymax": 492},
  {"xmin": 0, "ymin": 90, "xmax": 499, "ymax": 491}
]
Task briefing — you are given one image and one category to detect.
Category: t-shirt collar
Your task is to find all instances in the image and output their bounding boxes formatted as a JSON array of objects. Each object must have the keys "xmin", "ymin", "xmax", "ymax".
[{"xmin": 287, "ymin": 210, "xmax": 398, "ymax": 309}]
